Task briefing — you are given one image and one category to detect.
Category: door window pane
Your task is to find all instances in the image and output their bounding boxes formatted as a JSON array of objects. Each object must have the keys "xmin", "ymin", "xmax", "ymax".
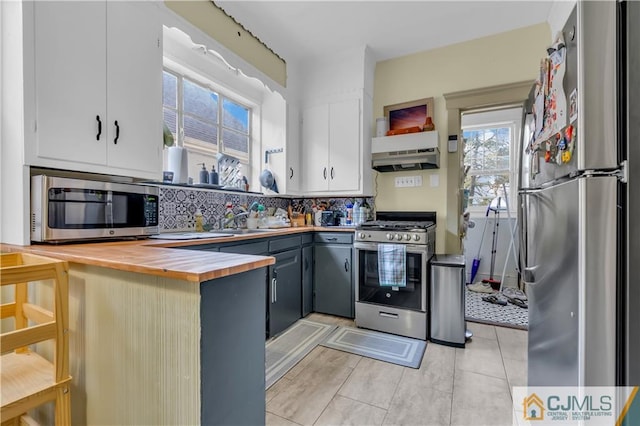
[{"xmin": 463, "ymin": 126, "xmax": 512, "ymax": 209}]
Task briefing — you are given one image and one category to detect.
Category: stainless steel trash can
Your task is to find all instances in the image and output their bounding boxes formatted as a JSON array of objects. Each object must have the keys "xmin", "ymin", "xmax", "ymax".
[{"xmin": 429, "ymin": 254, "xmax": 470, "ymax": 347}]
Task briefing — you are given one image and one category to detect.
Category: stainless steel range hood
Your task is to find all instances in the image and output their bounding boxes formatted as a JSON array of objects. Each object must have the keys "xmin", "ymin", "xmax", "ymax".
[{"xmin": 371, "ymin": 131, "xmax": 440, "ymax": 172}]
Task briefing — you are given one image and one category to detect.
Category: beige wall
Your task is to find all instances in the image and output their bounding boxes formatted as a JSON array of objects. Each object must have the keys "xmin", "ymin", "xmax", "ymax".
[
  {"xmin": 373, "ymin": 23, "xmax": 551, "ymax": 253},
  {"xmin": 164, "ymin": 0, "xmax": 286, "ymax": 87}
]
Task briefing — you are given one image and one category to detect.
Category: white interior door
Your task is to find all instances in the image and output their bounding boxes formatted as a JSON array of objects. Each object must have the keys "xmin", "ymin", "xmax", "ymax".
[
  {"xmin": 34, "ymin": 1, "xmax": 107, "ymax": 165},
  {"xmin": 106, "ymin": 1, "xmax": 162, "ymax": 175}
]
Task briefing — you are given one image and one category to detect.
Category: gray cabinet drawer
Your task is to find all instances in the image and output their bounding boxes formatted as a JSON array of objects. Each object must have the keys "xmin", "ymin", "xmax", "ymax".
[
  {"xmin": 220, "ymin": 241, "xmax": 269, "ymax": 255},
  {"xmin": 314, "ymin": 233, "xmax": 353, "ymax": 244},
  {"xmin": 269, "ymin": 236, "xmax": 302, "ymax": 253}
]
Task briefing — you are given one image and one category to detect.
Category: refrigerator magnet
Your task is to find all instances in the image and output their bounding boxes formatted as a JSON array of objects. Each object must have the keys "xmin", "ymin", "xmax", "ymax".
[{"xmin": 569, "ymin": 89, "xmax": 578, "ymax": 123}]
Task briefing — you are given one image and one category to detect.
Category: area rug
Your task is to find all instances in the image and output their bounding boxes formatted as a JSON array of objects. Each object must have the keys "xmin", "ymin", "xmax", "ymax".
[
  {"xmin": 465, "ymin": 287, "xmax": 528, "ymax": 330},
  {"xmin": 265, "ymin": 319, "xmax": 337, "ymax": 389},
  {"xmin": 320, "ymin": 326, "xmax": 426, "ymax": 369}
]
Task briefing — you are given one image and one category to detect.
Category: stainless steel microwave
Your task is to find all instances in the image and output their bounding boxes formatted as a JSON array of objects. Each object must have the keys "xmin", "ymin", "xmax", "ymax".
[{"xmin": 31, "ymin": 175, "xmax": 159, "ymax": 243}]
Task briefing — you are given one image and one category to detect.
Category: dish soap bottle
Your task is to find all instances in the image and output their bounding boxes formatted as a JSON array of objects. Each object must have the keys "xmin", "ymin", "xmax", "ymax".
[
  {"xmin": 224, "ymin": 202, "xmax": 234, "ymax": 228},
  {"xmin": 194, "ymin": 209, "xmax": 204, "ymax": 232},
  {"xmin": 199, "ymin": 163, "xmax": 209, "ymax": 184},
  {"xmin": 209, "ymin": 165, "xmax": 219, "ymax": 185}
]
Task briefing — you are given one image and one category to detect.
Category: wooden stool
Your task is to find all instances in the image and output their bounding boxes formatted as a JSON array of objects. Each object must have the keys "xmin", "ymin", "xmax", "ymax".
[{"xmin": 1, "ymin": 253, "xmax": 71, "ymax": 425}]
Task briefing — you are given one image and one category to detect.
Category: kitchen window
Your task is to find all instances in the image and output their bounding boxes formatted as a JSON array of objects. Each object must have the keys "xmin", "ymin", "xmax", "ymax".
[
  {"xmin": 461, "ymin": 107, "xmax": 522, "ymax": 214},
  {"xmin": 163, "ymin": 68, "xmax": 251, "ymax": 167}
]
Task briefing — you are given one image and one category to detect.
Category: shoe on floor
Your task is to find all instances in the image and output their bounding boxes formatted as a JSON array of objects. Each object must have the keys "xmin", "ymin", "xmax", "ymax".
[
  {"xmin": 467, "ymin": 282, "xmax": 495, "ymax": 293},
  {"xmin": 507, "ymin": 297, "xmax": 528, "ymax": 308},
  {"xmin": 502, "ymin": 287, "xmax": 528, "ymax": 301},
  {"xmin": 482, "ymin": 295, "xmax": 508, "ymax": 305}
]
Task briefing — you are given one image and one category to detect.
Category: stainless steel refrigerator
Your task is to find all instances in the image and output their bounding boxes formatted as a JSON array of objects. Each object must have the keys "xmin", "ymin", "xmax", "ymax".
[{"xmin": 518, "ymin": 0, "xmax": 638, "ymax": 391}]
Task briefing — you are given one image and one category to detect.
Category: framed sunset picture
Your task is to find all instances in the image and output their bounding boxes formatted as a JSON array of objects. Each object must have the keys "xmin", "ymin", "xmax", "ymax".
[{"xmin": 384, "ymin": 97, "xmax": 434, "ymax": 130}]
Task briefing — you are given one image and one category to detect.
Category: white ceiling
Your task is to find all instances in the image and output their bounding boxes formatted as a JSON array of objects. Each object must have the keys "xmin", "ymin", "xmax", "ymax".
[{"xmin": 215, "ymin": 1, "xmax": 555, "ymax": 64}]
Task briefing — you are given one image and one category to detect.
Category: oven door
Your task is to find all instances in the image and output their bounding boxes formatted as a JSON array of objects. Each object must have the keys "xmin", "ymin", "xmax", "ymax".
[{"xmin": 354, "ymin": 241, "xmax": 427, "ymax": 312}]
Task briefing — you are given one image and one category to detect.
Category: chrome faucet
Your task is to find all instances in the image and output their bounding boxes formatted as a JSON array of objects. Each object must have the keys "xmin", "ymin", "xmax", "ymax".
[{"xmin": 219, "ymin": 210, "xmax": 251, "ymax": 229}]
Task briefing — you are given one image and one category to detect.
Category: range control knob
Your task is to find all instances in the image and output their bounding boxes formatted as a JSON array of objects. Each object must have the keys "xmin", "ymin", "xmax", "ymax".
[
  {"xmin": 386, "ymin": 233, "xmax": 394, "ymax": 240},
  {"xmin": 395, "ymin": 234, "xmax": 402, "ymax": 241},
  {"xmin": 413, "ymin": 234, "xmax": 421, "ymax": 241},
  {"xmin": 404, "ymin": 234, "xmax": 411, "ymax": 241},
  {"xmin": 359, "ymin": 232, "xmax": 366, "ymax": 239}
]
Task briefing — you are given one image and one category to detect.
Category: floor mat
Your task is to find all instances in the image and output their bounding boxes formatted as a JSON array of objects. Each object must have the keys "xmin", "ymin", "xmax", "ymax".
[
  {"xmin": 265, "ymin": 319, "xmax": 337, "ymax": 389},
  {"xmin": 320, "ymin": 326, "xmax": 426, "ymax": 369},
  {"xmin": 465, "ymin": 287, "xmax": 528, "ymax": 330}
]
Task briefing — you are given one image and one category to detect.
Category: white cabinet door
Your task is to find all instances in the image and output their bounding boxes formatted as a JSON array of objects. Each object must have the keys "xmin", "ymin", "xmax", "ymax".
[
  {"xmin": 106, "ymin": 2, "xmax": 162, "ymax": 175},
  {"xmin": 34, "ymin": 1, "xmax": 107, "ymax": 165},
  {"xmin": 328, "ymin": 98, "xmax": 360, "ymax": 192},
  {"xmin": 302, "ymin": 103, "xmax": 330, "ymax": 192},
  {"xmin": 285, "ymin": 105, "xmax": 301, "ymax": 193}
]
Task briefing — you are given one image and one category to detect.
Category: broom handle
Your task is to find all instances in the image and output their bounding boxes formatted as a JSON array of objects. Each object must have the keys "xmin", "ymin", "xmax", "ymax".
[{"xmin": 475, "ymin": 205, "xmax": 491, "ymax": 259}]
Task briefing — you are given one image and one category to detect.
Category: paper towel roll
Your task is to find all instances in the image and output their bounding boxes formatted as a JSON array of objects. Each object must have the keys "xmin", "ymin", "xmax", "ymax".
[
  {"xmin": 167, "ymin": 146, "xmax": 188, "ymax": 184},
  {"xmin": 376, "ymin": 117, "xmax": 388, "ymax": 137}
]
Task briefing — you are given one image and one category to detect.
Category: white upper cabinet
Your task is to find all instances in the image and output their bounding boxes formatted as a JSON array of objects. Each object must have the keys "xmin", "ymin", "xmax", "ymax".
[
  {"xmin": 299, "ymin": 46, "xmax": 373, "ymax": 196},
  {"xmin": 26, "ymin": 1, "xmax": 162, "ymax": 180},
  {"xmin": 285, "ymin": 104, "xmax": 301, "ymax": 193},
  {"xmin": 301, "ymin": 103, "xmax": 330, "ymax": 192},
  {"xmin": 328, "ymin": 98, "xmax": 360, "ymax": 192},
  {"xmin": 302, "ymin": 98, "xmax": 361, "ymax": 193},
  {"xmin": 105, "ymin": 2, "xmax": 163, "ymax": 175}
]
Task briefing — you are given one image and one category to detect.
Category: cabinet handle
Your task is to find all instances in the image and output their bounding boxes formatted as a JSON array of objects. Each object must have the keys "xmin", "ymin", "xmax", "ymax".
[
  {"xmin": 379, "ymin": 311, "xmax": 399, "ymax": 319},
  {"xmin": 331, "ymin": 167, "xmax": 335, "ymax": 180},
  {"xmin": 272, "ymin": 278, "xmax": 277, "ymax": 303},
  {"xmin": 344, "ymin": 258, "xmax": 349, "ymax": 272},
  {"xmin": 304, "ymin": 258, "xmax": 309, "ymax": 270},
  {"xmin": 96, "ymin": 116, "xmax": 102, "ymax": 140},
  {"xmin": 113, "ymin": 120, "xmax": 120, "ymax": 144},
  {"xmin": 327, "ymin": 237, "xmax": 338, "ymax": 242},
  {"xmin": 323, "ymin": 167, "xmax": 327, "ymax": 180},
  {"xmin": 289, "ymin": 167, "xmax": 294, "ymax": 179}
]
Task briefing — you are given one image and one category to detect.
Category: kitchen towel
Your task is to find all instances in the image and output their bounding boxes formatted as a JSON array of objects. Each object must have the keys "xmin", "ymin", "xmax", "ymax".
[{"xmin": 377, "ymin": 244, "xmax": 406, "ymax": 287}]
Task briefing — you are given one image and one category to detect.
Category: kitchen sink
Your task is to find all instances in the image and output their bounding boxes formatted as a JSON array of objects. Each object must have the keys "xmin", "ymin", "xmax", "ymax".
[
  {"xmin": 150, "ymin": 228, "xmax": 281, "ymax": 240},
  {"xmin": 213, "ymin": 228, "xmax": 278, "ymax": 235}
]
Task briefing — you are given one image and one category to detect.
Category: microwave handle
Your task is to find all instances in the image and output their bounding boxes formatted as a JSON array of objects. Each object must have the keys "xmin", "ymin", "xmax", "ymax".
[{"xmin": 105, "ymin": 192, "xmax": 114, "ymax": 227}]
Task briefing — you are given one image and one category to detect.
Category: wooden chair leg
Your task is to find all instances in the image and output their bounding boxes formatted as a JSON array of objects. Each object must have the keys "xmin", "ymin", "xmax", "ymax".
[
  {"xmin": 54, "ymin": 385, "xmax": 71, "ymax": 426},
  {"xmin": 0, "ymin": 416, "xmax": 22, "ymax": 426}
]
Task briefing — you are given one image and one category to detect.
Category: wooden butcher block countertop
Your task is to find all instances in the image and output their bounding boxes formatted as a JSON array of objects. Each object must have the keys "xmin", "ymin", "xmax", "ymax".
[{"xmin": 0, "ymin": 226, "xmax": 354, "ymax": 283}]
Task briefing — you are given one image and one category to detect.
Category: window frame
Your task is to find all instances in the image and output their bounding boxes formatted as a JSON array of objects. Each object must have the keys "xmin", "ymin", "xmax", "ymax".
[
  {"xmin": 461, "ymin": 108, "xmax": 521, "ymax": 216},
  {"xmin": 162, "ymin": 65, "xmax": 252, "ymax": 164}
]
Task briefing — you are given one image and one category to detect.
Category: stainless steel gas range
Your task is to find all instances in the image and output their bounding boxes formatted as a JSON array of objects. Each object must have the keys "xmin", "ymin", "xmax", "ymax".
[{"xmin": 354, "ymin": 211, "xmax": 436, "ymax": 340}]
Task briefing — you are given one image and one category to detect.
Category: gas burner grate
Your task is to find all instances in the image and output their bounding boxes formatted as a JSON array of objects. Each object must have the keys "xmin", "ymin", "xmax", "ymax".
[{"xmin": 358, "ymin": 220, "xmax": 435, "ymax": 231}]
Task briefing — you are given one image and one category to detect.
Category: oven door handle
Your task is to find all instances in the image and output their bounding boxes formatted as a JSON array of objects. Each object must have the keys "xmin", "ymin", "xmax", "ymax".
[{"xmin": 354, "ymin": 242, "xmax": 427, "ymax": 254}]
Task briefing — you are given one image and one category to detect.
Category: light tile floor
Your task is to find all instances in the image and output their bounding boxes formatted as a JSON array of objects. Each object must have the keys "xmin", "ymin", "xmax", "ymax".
[{"xmin": 266, "ymin": 313, "xmax": 527, "ymax": 426}]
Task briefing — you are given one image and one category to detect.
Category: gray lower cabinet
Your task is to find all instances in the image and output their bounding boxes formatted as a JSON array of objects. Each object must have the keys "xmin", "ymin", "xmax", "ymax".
[
  {"xmin": 219, "ymin": 240, "xmax": 269, "ymax": 255},
  {"xmin": 314, "ymin": 233, "xmax": 354, "ymax": 318},
  {"xmin": 200, "ymin": 268, "xmax": 266, "ymax": 425},
  {"xmin": 269, "ymin": 248, "xmax": 302, "ymax": 336},
  {"xmin": 302, "ymin": 245, "xmax": 313, "ymax": 317}
]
